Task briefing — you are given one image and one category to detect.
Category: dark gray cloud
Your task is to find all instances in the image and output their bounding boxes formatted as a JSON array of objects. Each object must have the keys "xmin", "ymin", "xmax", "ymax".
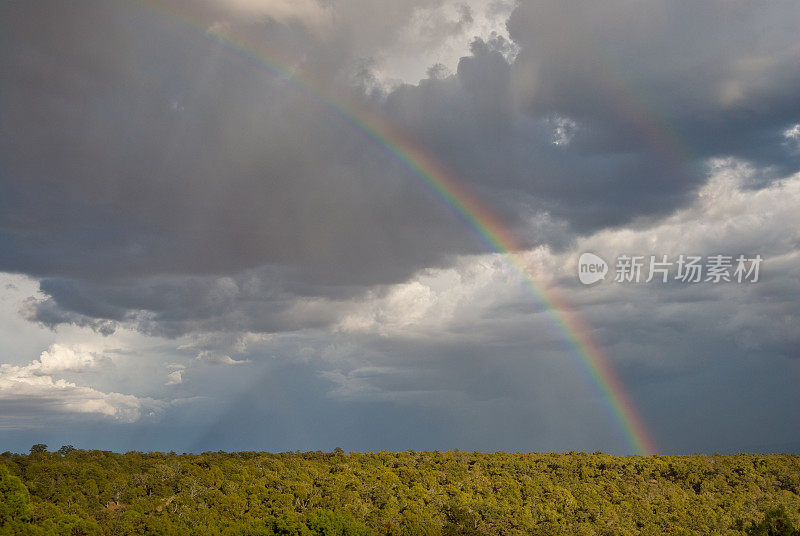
[
  {"xmin": 507, "ymin": 0, "xmax": 800, "ymax": 169},
  {"xmin": 0, "ymin": 0, "xmax": 487, "ymax": 336},
  {"xmin": 21, "ymin": 269, "xmax": 343, "ymax": 338},
  {"xmin": 1, "ymin": 0, "xmax": 799, "ymax": 342}
]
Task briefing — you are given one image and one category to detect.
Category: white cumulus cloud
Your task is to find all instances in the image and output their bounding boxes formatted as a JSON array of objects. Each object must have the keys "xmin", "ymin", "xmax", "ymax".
[{"xmin": 0, "ymin": 344, "xmax": 164, "ymax": 426}]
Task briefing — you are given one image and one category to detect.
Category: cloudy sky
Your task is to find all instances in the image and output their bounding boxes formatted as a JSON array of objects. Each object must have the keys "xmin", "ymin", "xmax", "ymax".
[{"xmin": 1, "ymin": 0, "xmax": 799, "ymax": 455}]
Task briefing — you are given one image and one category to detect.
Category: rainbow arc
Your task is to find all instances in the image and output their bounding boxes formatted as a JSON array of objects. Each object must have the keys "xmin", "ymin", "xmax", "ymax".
[{"xmin": 134, "ymin": 0, "xmax": 659, "ymax": 455}]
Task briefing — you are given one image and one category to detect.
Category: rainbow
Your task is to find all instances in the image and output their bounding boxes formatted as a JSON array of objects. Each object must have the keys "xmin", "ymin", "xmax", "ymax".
[{"xmin": 132, "ymin": 0, "xmax": 658, "ymax": 455}]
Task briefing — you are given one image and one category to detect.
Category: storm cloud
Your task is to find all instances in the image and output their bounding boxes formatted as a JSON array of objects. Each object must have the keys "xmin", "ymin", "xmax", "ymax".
[{"xmin": 2, "ymin": 0, "xmax": 799, "ymax": 337}]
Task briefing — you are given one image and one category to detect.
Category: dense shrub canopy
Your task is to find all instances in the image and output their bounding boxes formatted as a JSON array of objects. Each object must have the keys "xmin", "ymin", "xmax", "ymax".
[{"xmin": 1, "ymin": 450, "xmax": 798, "ymax": 535}]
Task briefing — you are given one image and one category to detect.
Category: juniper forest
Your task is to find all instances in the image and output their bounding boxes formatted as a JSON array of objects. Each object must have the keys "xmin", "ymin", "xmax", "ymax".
[{"xmin": 2, "ymin": 449, "xmax": 799, "ymax": 536}]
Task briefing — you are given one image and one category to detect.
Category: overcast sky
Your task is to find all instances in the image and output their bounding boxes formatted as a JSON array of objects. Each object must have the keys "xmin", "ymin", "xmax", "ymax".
[{"xmin": 1, "ymin": 0, "xmax": 799, "ymax": 455}]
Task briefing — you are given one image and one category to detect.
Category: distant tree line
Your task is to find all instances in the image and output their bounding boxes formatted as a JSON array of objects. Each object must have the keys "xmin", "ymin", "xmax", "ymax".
[{"xmin": 1, "ymin": 447, "xmax": 799, "ymax": 535}]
